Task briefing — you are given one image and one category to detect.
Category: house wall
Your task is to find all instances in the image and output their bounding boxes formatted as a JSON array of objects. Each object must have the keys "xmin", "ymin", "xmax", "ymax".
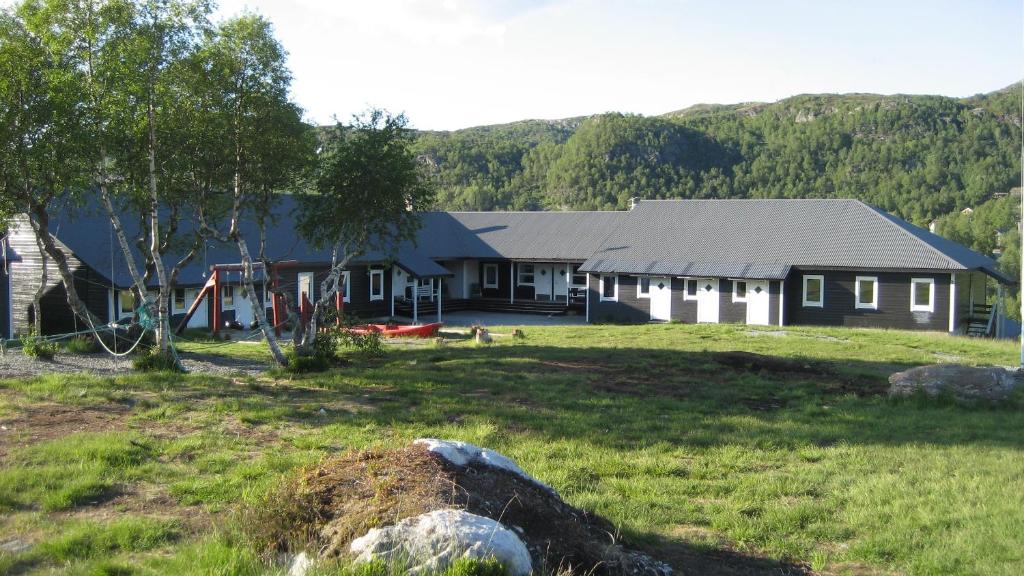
[
  {"xmin": 718, "ymin": 279, "xmax": 746, "ymax": 324},
  {"xmin": 269, "ymin": 263, "xmax": 393, "ymax": 320},
  {"xmin": 479, "ymin": 260, "xmax": 511, "ymax": 299},
  {"xmin": 586, "ymin": 273, "xmax": 650, "ymax": 323},
  {"xmin": 784, "ymin": 269, "xmax": 950, "ymax": 331},
  {"xmin": 6, "ymin": 216, "xmax": 110, "ymax": 336}
]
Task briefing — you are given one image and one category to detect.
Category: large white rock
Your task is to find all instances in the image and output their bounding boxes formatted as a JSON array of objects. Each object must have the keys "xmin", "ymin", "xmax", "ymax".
[
  {"xmin": 414, "ymin": 438, "xmax": 557, "ymax": 496},
  {"xmin": 350, "ymin": 509, "xmax": 532, "ymax": 576}
]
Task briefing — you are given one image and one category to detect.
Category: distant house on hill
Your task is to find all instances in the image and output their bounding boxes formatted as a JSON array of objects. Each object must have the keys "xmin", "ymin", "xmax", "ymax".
[{"xmin": 1, "ymin": 198, "xmax": 1012, "ymax": 338}]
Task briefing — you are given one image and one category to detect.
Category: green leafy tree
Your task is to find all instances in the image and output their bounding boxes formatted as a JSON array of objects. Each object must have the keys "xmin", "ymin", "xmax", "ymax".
[
  {"xmin": 295, "ymin": 110, "xmax": 434, "ymax": 351},
  {"xmin": 191, "ymin": 13, "xmax": 314, "ymax": 366}
]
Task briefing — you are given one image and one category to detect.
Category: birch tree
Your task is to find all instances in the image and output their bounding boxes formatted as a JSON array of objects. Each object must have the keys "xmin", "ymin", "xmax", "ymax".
[
  {"xmin": 0, "ymin": 6, "xmax": 103, "ymax": 329},
  {"xmin": 295, "ymin": 110, "xmax": 434, "ymax": 352},
  {"xmin": 191, "ymin": 14, "xmax": 313, "ymax": 366}
]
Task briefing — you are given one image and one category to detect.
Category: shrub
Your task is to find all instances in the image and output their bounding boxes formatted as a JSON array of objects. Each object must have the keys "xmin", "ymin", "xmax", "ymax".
[
  {"xmin": 285, "ymin": 349, "xmax": 332, "ymax": 374},
  {"xmin": 132, "ymin": 348, "xmax": 183, "ymax": 373},
  {"xmin": 20, "ymin": 331, "xmax": 58, "ymax": 360},
  {"xmin": 63, "ymin": 336, "xmax": 98, "ymax": 354},
  {"xmin": 340, "ymin": 329, "xmax": 384, "ymax": 358}
]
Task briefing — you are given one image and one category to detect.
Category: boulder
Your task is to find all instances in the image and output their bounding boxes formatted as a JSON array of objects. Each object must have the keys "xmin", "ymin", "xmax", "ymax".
[
  {"xmin": 414, "ymin": 438, "xmax": 558, "ymax": 496},
  {"xmin": 350, "ymin": 509, "xmax": 532, "ymax": 576},
  {"xmin": 888, "ymin": 364, "xmax": 1019, "ymax": 402}
]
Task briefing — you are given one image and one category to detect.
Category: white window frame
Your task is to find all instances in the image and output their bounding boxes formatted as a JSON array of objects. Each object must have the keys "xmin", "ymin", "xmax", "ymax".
[
  {"xmin": 483, "ymin": 263, "xmax": 499, "ymax": 289},
  {"xmin": 683, "ymin": 278, "xmax": 700, "ymax": 301},
  {"xmin": 637, "ymin": 277, "xmax": 651, "ymax": 299},
  {"xmin": 910, "ymin": 277, "xmax": 935, "ymax": 312},
  {"xmin": 341, "ymin": 270, "xmax": 351, "ymax": 303},
  {"xmin": 732, "ymin": 280, "xmax": 748, "ymax": 303},
  {"xmin": 855, "ymin": 276, "xmax": 879, "ymax": 310},
  {"xmin": 369, "ymin": 269, "xmax": 384, "ymax": 301},
  {"xmin": 517, "ymin": 263, "xmax": 535, "ymax": 286},
  {"xmin": 802, "ymin": 275, "xmax": 824, "ymax": 308},
  {"xmin": 570, "ymin": 264, "xmax": 587, "ymax": 287},
  {"xmin": 221, "ymin": 284, "xmax": 235, "ymax": 310},
  {"xmin": 172, "ymin": 288, "xmax": 188, "ymax": 313},
  {"xmin": 599, "ymin": 275, "xmax": 618, "ymax": 302},
  {"xmin": 118, "ymin": 289, "xmax": 135, "ymax": 317}
]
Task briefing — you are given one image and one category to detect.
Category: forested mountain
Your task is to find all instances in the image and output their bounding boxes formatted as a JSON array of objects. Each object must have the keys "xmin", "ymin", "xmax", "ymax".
[{"xmin": 413, "ymin": 86, "xmax": 1022, "ymax": 229}]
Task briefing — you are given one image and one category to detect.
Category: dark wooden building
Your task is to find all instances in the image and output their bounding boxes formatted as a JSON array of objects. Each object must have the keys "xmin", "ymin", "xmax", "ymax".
[{"xmin": 3, "ymin": 197, "xmax": 1010, "ymax": 337}]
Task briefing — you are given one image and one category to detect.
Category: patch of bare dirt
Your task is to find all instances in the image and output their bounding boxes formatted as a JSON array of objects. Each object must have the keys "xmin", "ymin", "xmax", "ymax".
[{"xmin": 0, "ymin": 402, "xmax": 131, "ymax": 459}]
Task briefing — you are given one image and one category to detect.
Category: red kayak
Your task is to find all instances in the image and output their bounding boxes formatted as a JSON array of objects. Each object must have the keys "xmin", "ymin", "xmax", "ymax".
[{"xmin": 348, "ymin": 322, "xmax": 442, "ymax": 338}]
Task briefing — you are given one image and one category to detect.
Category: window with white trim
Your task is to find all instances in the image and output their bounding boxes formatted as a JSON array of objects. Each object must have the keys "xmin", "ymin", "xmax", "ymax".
[
  {"xmin": 600, "ymin": 275, "xmax": 618, "ymax": 301},
  {"xmin": 638, "ymin": 277, "xmax": 651, "ymax": 298},
  {"xmin": 802, "ymin": 275, "xmax": 824, "ymax": 307},
  {"xmin": 341, "ymin": 271, "xmax": 351, "ymax": 303},
  {"xmin": 733, "ymin": 281, "xmax": 747, "ymax": 303},
  {"xmin": 369, "ymin": 269, "xmax": 384, "ymax": 301},
  {"xmin": 221, "ymin": 285, "xmax": 235, "ymax": 309},
  {"xmin": 855, "ymin": 276, "xmax": 878, "ymax": 310},
  {"xmin": 173, "ymin": 288, "xmax": 187, "ymax": 312},
  {"xmin": 683, "ymin": 279, "xmax": 699, "ymax": 301},
  {"xmin": 118, "ymin": 290, "xmax": 134, "ymax": 317},
  {"xmin": 571, "ymin": 265, "xmax": 586, "ymax": 287},
  {"xmin": 517, "ymin": 263, "xmax": 535, "ymax": 285},
  {"xmin": 483, "ymin": 264, "xmax": 498, "ymax": 289},
  {"xmin": 910, "ymin": 277, "xmax": 934, "ymax": 312}
]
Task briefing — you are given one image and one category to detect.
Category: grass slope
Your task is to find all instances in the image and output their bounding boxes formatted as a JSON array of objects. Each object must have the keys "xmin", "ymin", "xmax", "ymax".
[{"xmin": 0, "ymin": 324, "xmax": 1021, "ymax": 575}]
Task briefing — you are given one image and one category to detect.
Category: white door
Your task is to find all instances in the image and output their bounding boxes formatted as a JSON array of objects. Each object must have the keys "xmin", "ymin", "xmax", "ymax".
[
  {"xmin": 552, "ymin": 264, "xmax": 568, "ymax": 301},
  {"xmin": 650, "ymin": 277, "xmax": 671, "ymax": 321},
  {"xmin": 696, "ymin": 278, "xmax": 720, "ymax": 323},
  {"xmin": 297, "ymin": 272, "xmax": 314, "ymax": 306},
  {"xmin": 746, "ymin": 280, "xmax": 771, "ymax": 325},
  {"xmin": 235, "ymin": 286, "xmax": 253, "ymax": 327},
  {"xmin": 534, "ymin": 264, "xmax": 552, "ymax": 300}
]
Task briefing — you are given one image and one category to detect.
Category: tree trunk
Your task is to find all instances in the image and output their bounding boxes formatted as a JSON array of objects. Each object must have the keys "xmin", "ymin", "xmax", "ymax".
[
  {"xmin": 31, "ymin": 229, "xmax": 47, "ymax": 336},
  {"xmin": 236, "ymin": 236, "xmax": 287, "ymax": 366},
  {"xmin": 146, "ymin": 100, "xmax": 171, "ymax": 356},
  {"xmin": 27, "ymin": 204, "xmax": 103, "ymax": 328},
  {"xmin": 299, "ymin": 246, "xmax": 352, "ymax": 351},
  {"xmin": 99, "ymin": 187, "xmax": 150, "ymax": 306}
]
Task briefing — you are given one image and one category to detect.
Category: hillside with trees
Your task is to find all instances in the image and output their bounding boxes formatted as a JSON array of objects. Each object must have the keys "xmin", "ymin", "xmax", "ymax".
[{"xmin": 414, "ymin": 87, "xmax": 1022, "ymax": 228}]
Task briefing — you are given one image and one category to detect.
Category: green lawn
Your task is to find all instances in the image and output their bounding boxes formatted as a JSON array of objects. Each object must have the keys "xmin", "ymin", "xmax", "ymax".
[{"xmin": 1, "ymin": 324, "xmax": 1022, "ymax": 575}]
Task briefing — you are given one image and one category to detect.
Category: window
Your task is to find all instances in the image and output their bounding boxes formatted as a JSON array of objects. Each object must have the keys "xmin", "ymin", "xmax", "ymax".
[
  {"xmin": 118, "ymin": 290, "xmax": 134, "ymax": 316},
  {"xmin": 369, "ymin": 269, "xmax": 384, "ymax": 301},
  {"xmin": 733, "ymin": 281, "xmax": 747, "ymax": 302},
  {"xmin": 483, "ymin": 264, "xmax": 498, "ymax": 289},
  {"xmin": 517, "ymin": 263, "xmax": 535, "ymax": 285},
  {"xmin": 802, "ymin": 275, "xmax": 824, "ymax": 307},
  {"xmin": 173, "ymin": 288, "xmax": 187, "ymax": 312},
  {"xmin": 600, "ymin": 275, "xmax": 618, "ymax": 301},
  {"xmin": 341, "ymin": 271, "xmax": 351, "ymax": 303},
  {"xmin": 684, "ymin": 279, "xmax": 699, "ymax": 301},
  {"xmin": 571, "ymin": 265, "xmax": 587, "ymax": 287},
  {"xmin": 221, "ymin": 285, "xmax": 235, "ymax": 309},
  {"xmin": 910, "ymin": 277, "xmax": 934, "ymax": 312},
  {"xmin": 638, "ymin": 277, "xmax": 651, "ymax": 298},
  {"xmin": 855, "ymin": 276, "xmax": 878, "ymax": 310}
]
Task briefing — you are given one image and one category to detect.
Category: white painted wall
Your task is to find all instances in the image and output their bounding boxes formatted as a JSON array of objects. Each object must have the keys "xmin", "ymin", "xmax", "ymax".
[{"xmin": 443, "ymin": 261, "xmax": 464, "ymax": 299}]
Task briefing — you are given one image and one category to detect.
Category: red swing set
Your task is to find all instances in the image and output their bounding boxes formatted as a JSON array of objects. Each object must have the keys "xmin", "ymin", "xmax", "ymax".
[{"xmin": 174, "ymin": 260, "xmax": 344, "ymax": 336}]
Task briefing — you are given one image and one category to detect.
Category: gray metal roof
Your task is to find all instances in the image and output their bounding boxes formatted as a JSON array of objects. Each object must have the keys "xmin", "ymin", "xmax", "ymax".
[
  {"xmin": 28, "ymin": 196, "xmax": 1009, "ymax": 288},
  {"xmin": 412, "ymin": 210, "xmax": 625, "ymax": 261},
  {"xmin": 580, "ymin": 199, "xmax": 1008, "ymax": 281},
  {"xmin": 41, "ymin": 196, "xmax": 450, "ymax": 287}
]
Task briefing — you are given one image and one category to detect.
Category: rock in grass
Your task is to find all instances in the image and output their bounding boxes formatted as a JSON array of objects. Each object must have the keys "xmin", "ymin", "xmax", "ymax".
[
  {"xmin": 350, "ymin": 509, "xmax": 532, "ymax": 576},
  {"xmin": 413, "ymin": 438, "xmax": 558, "ymax": 496},
  {"xmin": 888, "ymin": 364, "xmax": 1019, "ymax": 402}
]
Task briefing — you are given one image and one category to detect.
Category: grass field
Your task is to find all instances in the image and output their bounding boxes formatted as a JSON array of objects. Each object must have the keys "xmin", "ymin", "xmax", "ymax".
[{"xmin": 1, "ymin": 323, "xmax": 1022, "ymax": 575}]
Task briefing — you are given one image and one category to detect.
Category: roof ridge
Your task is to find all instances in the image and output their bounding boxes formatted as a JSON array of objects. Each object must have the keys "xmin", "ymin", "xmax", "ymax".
[{"xmin": 853, "ymin": 200, "xmax": 964, "ymax": 270}]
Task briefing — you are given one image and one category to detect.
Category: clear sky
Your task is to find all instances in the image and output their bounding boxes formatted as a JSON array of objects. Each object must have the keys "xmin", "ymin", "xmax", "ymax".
[{"xmin": 7, "ymin": 0, "xmax": 1023, "ymax": 129}]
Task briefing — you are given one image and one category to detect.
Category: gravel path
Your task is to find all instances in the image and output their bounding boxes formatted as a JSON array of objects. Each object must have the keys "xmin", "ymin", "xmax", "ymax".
[{"xmin": 0, "ymin": 350, "xmax": 269, "ymax": 379}]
